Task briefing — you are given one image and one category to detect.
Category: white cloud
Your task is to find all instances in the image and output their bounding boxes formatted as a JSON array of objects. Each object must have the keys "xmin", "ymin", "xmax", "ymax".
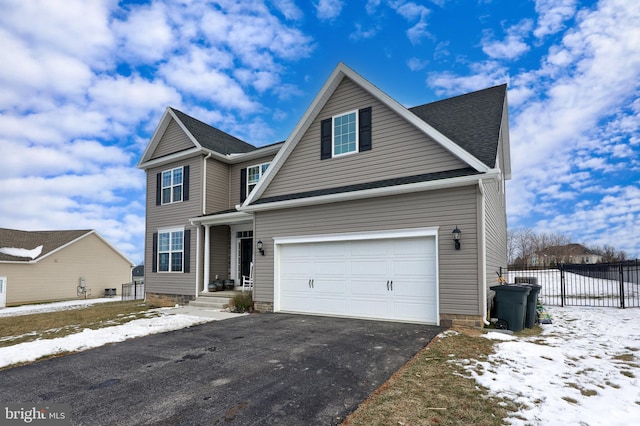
[
  {"xmin": 534, "ymin": 0, "xmax": 578, "ymax": 38},
  {"xmin": 113, "ymin": 1, "xmax": 174, "ymax": 63},
  {"xmin": 427, "ymin": 61, "xmax": 510, "ymax": 95},
  {"xmin": 482, "ymin": 19, "xmax": 533, "ymax": 60},
  {"xmin": 159, "ymin": 49, "xmax": 259, "ymax": 112},
  {"xmin": 389, "ymin": 1, "xmax": 432, "ymax": 44},
  {"xmin": 89, "ymin": 74, "xmax": 181, "ymax": 125},
  {"xmin": 315, "ymin": 0, "xmax": 344, "ymax": 20},
  {"xmin": 271, "ymin": 0, "xmax": 304, "ymax": 20},
  {"xmin": 407, "ymin": 57, "xmax": 429, "ymax": 71},
  {"xmin": 0, "ymin": 0, "xmax": 115, "ymax": 68}
]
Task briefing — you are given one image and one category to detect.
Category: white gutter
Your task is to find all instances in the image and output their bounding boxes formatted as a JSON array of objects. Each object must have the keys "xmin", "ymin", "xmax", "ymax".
[
  {"xmin": 478, "ymin": 179, "xmax": 490, "ymax": 326},
  {"xmin": 240, "ymin": 171, "xmax": 501, "ymax": 213}
]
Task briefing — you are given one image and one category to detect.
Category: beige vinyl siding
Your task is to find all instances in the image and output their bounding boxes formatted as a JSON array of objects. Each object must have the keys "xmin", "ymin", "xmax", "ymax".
[
  {"xmin": 151, "ymin": 119, "xmax": 194, "ymax": 160},
  {"xmin": 145, "ymin": 156, "xmax": 202, "ymax": 296},
  {"xmin": 483, "ymin": 178, "xmax": 507, "ymax": 289},
  {"xmin": 205, "ymin": 158, "xmax": 230, "ymax": 213},
  {"xmin": 3, "ymin": 233, "xmax": 132, "ymax": 306},
  {"xmin": 209, "ymin": 225, "xmax": 230, "ymax": 283},
  {"xmin": 229, "ymin": 154, "xmax": 277, "ymax": 207},
  {"xmin": 254, "ymin": 185, "xmax": 480, "ymax": 316},
  {"xmin": 262, "ymin": 77, "xmax": 468, "ymax": 199}
]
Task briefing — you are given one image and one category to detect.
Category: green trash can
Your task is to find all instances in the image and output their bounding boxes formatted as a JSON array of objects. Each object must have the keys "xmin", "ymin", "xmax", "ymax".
[
  {"xmin": 521, "ymin": 284, "xmax": 542, "ymax": 328},
  {"xmin": 490, "ymin": 284, "xmax": 531, "ymax": 332}
]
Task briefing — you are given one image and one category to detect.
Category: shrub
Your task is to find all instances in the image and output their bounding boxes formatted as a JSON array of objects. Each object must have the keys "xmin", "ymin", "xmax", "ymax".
[{"xmin": 230, "ymin": 292, "xmax": 253, "ymax": 313}]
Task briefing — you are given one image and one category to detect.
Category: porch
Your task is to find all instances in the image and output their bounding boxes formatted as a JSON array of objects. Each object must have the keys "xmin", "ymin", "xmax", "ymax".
[{"xmin": 191, "ymin": 209, "xmax": 255, "ymax": 296}]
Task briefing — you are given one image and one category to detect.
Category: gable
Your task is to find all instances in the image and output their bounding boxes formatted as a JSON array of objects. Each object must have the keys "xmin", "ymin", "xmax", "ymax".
[
  {"xmin": 261, "ymin": 77, "xmax": 468, "ymax": 200},
  {"xmin": 150, "ymin": 119, "xmax": 196, "ymax": 161}
]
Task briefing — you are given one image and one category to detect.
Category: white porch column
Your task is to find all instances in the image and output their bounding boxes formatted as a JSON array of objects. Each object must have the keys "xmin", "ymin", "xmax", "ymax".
[{"xmin": 203, "ymin": 225, "xmax": 211, "ymax": 292}]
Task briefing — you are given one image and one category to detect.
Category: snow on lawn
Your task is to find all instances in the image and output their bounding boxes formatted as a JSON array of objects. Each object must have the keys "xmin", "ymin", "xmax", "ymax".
[
  {"xmin": 458, "ymin": 306, "xmax": 640, "ymax": 425},
  {"xmin": 0, "ymin": 300, "xmax": 224, "ymax": 369},
  {"xmin": 0, "ymin": 298, "xmax": 122, "ymax": 317}
]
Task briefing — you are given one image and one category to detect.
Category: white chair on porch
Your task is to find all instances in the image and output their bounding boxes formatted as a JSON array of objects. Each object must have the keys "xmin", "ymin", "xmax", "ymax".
[{"xmin": 242, "ymin": 262, "xmax": 254, "ymax": 292}]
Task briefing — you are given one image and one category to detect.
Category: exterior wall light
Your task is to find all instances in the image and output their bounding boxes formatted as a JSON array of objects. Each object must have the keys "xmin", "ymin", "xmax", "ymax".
[
  {"xmin": 257, "ymin": 239, "xmax": 265, "ymax": 256},
  {"xmin": 452, "ymin": 226, "xmax": 461, "ymax": 250}
]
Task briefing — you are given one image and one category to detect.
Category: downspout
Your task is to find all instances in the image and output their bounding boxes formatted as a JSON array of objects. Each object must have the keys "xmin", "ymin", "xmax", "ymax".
[{"xmin": 478, "ymin": 179, "xmax": 490, "ymax": 326}]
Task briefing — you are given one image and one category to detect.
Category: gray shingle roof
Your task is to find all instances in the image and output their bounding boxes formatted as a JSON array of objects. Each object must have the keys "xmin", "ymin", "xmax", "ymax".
[
  {"xmin": 409, "ymin": 84, "xmax": 507, "ymax": 168},
  {"xmin": 170, "ymin": 107, "xmax": 257, "ymax": 155},
  {"xmin": 0, "ymin": 228, "xmax": 91, "ymax": 262}
]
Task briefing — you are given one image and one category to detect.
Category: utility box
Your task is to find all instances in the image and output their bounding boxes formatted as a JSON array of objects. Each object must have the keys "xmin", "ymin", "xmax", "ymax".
[{"xmin": 490, "ymin": 284, "xmax": 531, "ymax": 332}]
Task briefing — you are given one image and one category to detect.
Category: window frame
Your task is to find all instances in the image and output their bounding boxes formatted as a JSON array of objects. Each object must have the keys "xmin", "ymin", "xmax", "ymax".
[
  {"xmin": 157, "ymin": 228, "xmax": 184, "ymax": 273},
  {"xmin": 246, "ymin": 162, "xmax": 270, "ymax": 196},
  {"xmin": 161, "ymin": 167, "xmax": 183, "ymax": 205},
  {"xmin": 332, "ymin": 110, "xmax": 359, "ymax": 157}
]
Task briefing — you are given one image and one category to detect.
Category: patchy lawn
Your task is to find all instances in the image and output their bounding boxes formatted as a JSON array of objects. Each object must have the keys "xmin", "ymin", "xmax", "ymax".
[{"xmin": 343, "ymin": 328, "xmax": 521, "ymax": 426}]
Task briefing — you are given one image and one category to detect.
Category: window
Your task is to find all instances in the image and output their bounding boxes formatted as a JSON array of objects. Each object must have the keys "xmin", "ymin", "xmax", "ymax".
[
  {"xmin": 161, "ymin": 167, "xmax": 183, "ymax": 204},
  {"xmin": 246, "ymin": 162, "xmax": 270, "ymax": 195},
  {"xmin": 158, "ymin": 229, "xmax": 184, "ymax": 272},
  {"xmin": 333, "ymin": 111, "xmax": 358, "ymax": 156},
  {"xmin": 320, "ymin": 107, "xmax": 371, "ymax": 160}
]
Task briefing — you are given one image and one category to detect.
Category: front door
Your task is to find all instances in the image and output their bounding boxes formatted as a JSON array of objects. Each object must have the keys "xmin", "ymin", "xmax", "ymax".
[
  {"xmin": 0, "ymin": 277, "xmax": 6, "ymax": 308},
  {"xmin": 240, "ymin": 239, "xmax": 253, "ymax": 279}
]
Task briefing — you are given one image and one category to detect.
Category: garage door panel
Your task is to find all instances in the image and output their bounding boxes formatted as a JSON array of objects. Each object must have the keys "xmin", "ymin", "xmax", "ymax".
[
  {"xmin": 351, "ymin": 298, "xmax": 391, "ymax": 317},
  {"xmin": 350, "ymin": 259, "xmax": 389, "ymax": 276},
  {"xmin": 278, "ymin": 235, "xmax": 438, "ymax": 324},
  {"xmin": 392, "ymin": 300, "xmax": 437, "ymax": 323},
  {"xmin": 311, "ymin": 296, "xmax": 347, "ymax": 314},
  {"xmin": 314, "ymin": 278, "xmax": 347, "ymax": 295},
  {"xmin": 313, "ymin": 260, "xmax": 348, "ymax": 276},
  {"xmin": 351, "ymin": 278, "xmax": 389, "ymax": 296}
]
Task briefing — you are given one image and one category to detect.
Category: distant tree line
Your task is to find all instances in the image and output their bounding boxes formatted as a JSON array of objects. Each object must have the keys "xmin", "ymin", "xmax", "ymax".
[{"xmin": 507, "ymin": 228, "xmax": 628, "ymax": 266}]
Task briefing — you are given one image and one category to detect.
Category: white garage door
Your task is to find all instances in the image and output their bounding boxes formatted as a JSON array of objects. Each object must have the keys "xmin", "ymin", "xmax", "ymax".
[{"xmin": 278, "ymin": 236, "xmax": 438, "ymax": 324}]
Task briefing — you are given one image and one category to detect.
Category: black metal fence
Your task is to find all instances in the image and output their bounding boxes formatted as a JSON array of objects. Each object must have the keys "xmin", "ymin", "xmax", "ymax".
[
  {"xmin": 121, "ymin": 282, "xmax": 145, "ymax": 301},
  {"xmin": 502, "ymin": 260, "xmax": 640, "ymax": 308}
]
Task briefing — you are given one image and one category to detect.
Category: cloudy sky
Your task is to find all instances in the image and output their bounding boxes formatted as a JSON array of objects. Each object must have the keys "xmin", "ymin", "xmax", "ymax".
[{"xmin": 1, "ymin": 0, "xmax": 638, "ymax": 263}]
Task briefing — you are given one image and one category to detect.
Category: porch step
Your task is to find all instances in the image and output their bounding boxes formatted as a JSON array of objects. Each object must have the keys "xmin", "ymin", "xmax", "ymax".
[{"xmin": 189, "ymin": 291, "xmax": 241, "ymax": 310}]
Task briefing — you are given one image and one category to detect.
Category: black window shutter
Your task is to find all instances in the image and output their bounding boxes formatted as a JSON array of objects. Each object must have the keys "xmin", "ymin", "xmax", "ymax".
[
  {"xmin": 183, "ymin": 166, "xmax": 189, "ymax": 201},
  {"xmin": 359, "ymin": 107, "xmax": 372, "ymax": 152},
  {"xmin": 183, "ymin": 230, "xmax": 191, "ymax": 273},
  {"xmin": 156, "ymin": 173, "xmax": 162, "ymax": 205},
  {"xmin": 320, "ymin": 118, "xmax": 332, "ymax": 160},
  {"xmin": 152, "ymin": 232, "xmax": 158, "ymax": 273},
  {"xmin": 240, "ymin": 168, "xmax": 247, "ymax": 202}
]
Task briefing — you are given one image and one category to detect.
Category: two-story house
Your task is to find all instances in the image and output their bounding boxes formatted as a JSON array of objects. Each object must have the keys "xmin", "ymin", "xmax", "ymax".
[{"xmin": 137, "ymin": 63, "xmax": 511, "ymax": 327}]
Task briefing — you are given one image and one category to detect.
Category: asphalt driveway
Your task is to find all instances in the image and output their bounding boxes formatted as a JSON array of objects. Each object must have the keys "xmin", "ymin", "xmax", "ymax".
[{"xmin": 0, "ymin": 313, "xmax": 443, "ymax": 425}]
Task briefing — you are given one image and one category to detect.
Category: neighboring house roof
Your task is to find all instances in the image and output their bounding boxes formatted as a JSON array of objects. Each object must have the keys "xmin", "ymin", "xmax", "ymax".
[
  {"xmin": 0, "ymin": 228, "xmax": 135, "ymax": 265},
  {"xmin": 132, "ymin": 265, "xmax": 144, "ymax": 277},
  {"xmin": 536, "ymin": 244, "xmax": 600, "ymax": 257},
  {"xmin": 408, "ymin": 84, "xmax": 507, "ymax": 169}
]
